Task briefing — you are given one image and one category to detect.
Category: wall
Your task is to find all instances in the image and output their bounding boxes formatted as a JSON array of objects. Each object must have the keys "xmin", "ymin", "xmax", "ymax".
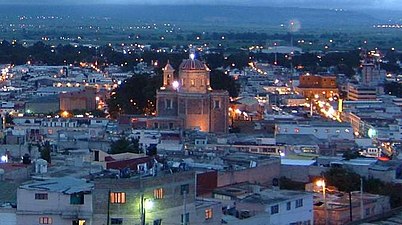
[{"xmin": 218, "ymin": 161, "xmax": 280, "ymax": 187}]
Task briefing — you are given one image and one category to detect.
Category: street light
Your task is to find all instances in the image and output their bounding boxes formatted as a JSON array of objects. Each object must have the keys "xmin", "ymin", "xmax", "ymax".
[
  {"xmin": 316, "ymin": 179, "xmax": 329, "ymax": 225},
  {"xmin": 141, "ymin": 198, "xmax": 154, "ymax": 225}
]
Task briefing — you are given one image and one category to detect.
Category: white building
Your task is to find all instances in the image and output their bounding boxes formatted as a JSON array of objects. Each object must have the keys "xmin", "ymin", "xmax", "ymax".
[
  {"xmin": 216, "ymin": 184, "xmax": 313, "ymax": 225},
  {"xmin": 16, "ymin": 177, "xmax": 93, "ymax": 225},
  {"xmin": 276, "ymin": 121, "xmax": 354, "ymax": 140}
]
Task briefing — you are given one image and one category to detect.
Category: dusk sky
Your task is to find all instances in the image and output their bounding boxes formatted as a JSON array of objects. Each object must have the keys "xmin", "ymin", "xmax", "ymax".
[{"xmin": 0, "ymin": 0, "xmax": 401, "ymax": 9}]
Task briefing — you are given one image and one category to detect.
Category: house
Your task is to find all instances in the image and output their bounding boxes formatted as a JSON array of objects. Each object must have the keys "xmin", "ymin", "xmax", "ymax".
[{"xmin": 16, "ymin": 177, "xmax": 94, "ymax": 225}]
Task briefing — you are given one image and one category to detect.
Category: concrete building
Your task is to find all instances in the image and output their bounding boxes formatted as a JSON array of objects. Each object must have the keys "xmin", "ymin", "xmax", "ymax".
[
  {"xmin": 313, "ymin": 190, "xmax": 390, "ymax": 225},
  {"xmin": 275, "ymin": 120, "xmax": 354, "ymax": 141},
  {"xmin": 16, "ymin": 177, "xmax": 94, "ymax": 225},
  {"xmin": 213, "ymin": 183, "xmax": 313, "ymax": 225},
  {"xmin": 92, "ymin": 171, "xmax": 222, "ymax": 225},
  {"xmin": 60, "ymin": 87, "xmax": 96, "ymax": 112},
  {"xmin": 347, "ymin": 84, "xmax": 377, "ymax": 101},
  {"xmin": 149, "ymin": 55, "xmax": 229, "ymax": 133},
  {"xmin": 296, "ymin": 74, "xmax": 338, "ymax": 99}
]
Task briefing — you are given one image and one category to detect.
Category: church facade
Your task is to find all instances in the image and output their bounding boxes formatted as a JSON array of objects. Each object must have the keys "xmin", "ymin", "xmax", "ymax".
[{"xmin": 147, "ymin": 56, "xmax": 229, "ymax": 133}]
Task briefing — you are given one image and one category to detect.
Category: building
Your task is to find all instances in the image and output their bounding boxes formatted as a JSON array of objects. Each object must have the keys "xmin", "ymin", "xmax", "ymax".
[
  {"xmin": 60, "ymin": 87, "xmax": 96, "ymax": 112},
  {"xmin": 213, "ymin": 183, "xmax": 313, "ymax": 225},
  {"xmin": 347, "ymin": 84, "xmax": 377, "ymax": 101},
  {"xmin": 149, "ymin": 55, "xmax": 229, "ymax": 133},
  {"xmin": 25, "ymin": 95, "xmax": 60, "ymax": 114},
  {"xmin": 92, "ymin": 171, "xmax": 222, "ymax": 225},
  {"xmin": 16, "ymin": 177, "xmax": 94, "ymax": 225},
  {"xmin": 296, "ymin": 74, "xmax": 338, "ymax": 99},
  {"xmin": 313, "ymin": 190, "xmax": 390, "ymax": 225},
  {"xmin": 361, "ymin": 62, "xmax": 386, "ymax": 87}
]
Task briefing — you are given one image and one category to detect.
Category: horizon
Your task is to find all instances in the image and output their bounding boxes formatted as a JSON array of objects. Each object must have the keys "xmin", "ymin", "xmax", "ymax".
[{"xmin": 0, "ymin": 0, "xmax": 401, "ymax": 10}]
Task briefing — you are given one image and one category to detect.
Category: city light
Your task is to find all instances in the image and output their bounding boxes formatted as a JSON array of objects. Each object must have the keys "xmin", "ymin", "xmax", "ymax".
[
  {"xmin": 1, "ymin": 155, "xmax": 8, "ymax": 163},
  {"xmin": 172, "ymin": 81, "xmax": 180, "ymax": 90}
]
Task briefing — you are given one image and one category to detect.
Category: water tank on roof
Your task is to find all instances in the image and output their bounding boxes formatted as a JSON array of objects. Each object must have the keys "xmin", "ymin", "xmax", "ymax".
[{"xmin": 35, "ymin": 159, "xmax": 48, "ymax": 174}]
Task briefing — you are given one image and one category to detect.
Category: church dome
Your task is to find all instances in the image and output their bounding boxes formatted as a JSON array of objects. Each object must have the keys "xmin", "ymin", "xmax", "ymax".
[{"xmin": 179, "ymin": 59, "xmax": 209, "ymax": 71}]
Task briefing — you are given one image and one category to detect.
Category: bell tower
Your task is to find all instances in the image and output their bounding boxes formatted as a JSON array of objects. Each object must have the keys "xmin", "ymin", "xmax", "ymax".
[{"xmin": 163, "ymin": 61, "xmax": 175, "ymax": 89}]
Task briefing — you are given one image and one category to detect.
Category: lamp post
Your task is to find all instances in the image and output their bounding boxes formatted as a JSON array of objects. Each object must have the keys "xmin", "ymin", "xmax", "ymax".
[
  {"xmin": 141, "ymin": 197, "xmax": 154, "ymax": 225},
  {"xmin": 316, "ymin": 179, "xmax": 329, "ymax": 225}
]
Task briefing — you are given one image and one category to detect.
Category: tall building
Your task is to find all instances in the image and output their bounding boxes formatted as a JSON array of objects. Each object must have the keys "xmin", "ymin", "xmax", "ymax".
[
  {"xmin": 148, "ymin": 55, "xmax": 229, "ymax": 133},
  {"xmin": 296, "ymin": 74, "xmax": 338, "ymax": 99},
  {"xmin": 361, "ymin": 61, "xmax": 386, "ymax": 87}
]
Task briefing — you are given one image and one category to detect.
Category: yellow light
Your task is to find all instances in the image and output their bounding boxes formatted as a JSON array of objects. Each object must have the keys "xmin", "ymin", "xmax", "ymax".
[
  {"xmin": 316, "ymin": 180, "xmax": 325, "ymax": 187},
  {"xmin": 61, "ymin": 111, "xmax": 69, "ymax": 118}
]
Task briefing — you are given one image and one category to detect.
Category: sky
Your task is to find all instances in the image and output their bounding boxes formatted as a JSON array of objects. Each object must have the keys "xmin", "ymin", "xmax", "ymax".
[{"xmin": 0, "ymin": 0, "xmax": 401, "ymax": 9}]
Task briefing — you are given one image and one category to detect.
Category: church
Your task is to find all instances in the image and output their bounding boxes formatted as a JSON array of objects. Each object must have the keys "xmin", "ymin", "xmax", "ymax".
[{"xmin": 147, "ymin": 54, "xmax": 229, "ymax": 133}]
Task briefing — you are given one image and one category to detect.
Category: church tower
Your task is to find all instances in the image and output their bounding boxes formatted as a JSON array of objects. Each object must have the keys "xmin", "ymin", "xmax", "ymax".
[{"xmin": 162, "ymin": 61, "xmax": 175, "ymax": 89}]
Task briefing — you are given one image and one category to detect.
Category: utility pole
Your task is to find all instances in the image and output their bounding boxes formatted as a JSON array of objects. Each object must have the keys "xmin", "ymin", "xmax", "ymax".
[
  {"xmin": 183, "ymin": 190, "xmax": 187, "ymax": 225},
  {"xmin": 360, "ymin": 178, "xmax": 364, "ymax": 219},
  {"xmin": 107, "ymin": 190, "xmax": 110, "ymax": 225}
]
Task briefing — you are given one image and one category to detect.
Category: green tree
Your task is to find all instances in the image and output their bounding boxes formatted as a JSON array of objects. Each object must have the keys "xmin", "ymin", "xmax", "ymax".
[
  {"xmin": 40, "ymin": 141, "xmax": 52, "ymax": 164},
  {"xmin": 210, "ymin": 70, "xmax": 240, "ymax": 97},
  {"xmin": 323, "ymin": 167, "xmax": 361, "ymax": 193},
  {"xmin": 110, "ymin": 138, "xmax": 141, "ymax": 154}
]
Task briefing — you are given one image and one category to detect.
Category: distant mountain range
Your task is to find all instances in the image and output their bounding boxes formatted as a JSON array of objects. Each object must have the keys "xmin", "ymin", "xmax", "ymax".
[{"xmin": 0, "ymin": 5, "xmax": 400, "ymax": 31}]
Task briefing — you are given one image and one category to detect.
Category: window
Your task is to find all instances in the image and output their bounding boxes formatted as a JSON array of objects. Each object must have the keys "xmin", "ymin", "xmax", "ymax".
[
  {"xmin": 214, "ymin": 100, "xmax": 220, "ymax": 109},
  {"xmin": 111, "ymin": 218, "xmax": 123, "ymax": 225},
  {"xmin": 154, "ymin": 123, "xmax": 159, "ymax": 129},
  {"xmin": 39, "ymin": 217, "xmax": 52, "ymax": 224},
  {"xmin": 165, "ymin": 99, "xmax": 172, "ymax": 109},
  {"xmin": 365, "ymin": 208, "xmax": 370, "ymax": 216},
  {"xmin": 201, "ymin": 79, "xmax": 205, "ymax": 86},
  {"xmin": 70, "ymin": 193, "xmax": 84, "ymax": 205},
  {"xmin": 169, "ymin": 123, "xmax": 174, "ymax": 130},
  {"xmin": 294, "ymin": 128, "xmax": 300, "ymax": 133},
  {"xmin": 182, "ymin": 78, "xmax": 185, "ymax": 87},
  {"xmin": 180, "ymin": 184, "xmax": 190, "ymax": 195},
  {"xmin": 154, "ymin": 188, "xmax": 164, "ymax": 199},
  {"xmin": 271, "ymin": 205, "xmax": 279, "ymax": 214},
  {"xmin": 110, "ymin": 192, "xmax": 126, "ymax": 204},
  {"xmin": 181, "ymin": 213, "xmax": 189, "ymax": 225},
  {"xmin": 205, "ymin": 208, "xmax": 213, "ymax": 220},
  {"xmin": 35, "ymin": 193, "xmax": 48, "ymax": 200},
  {"xmin": 286, "ymin": 201, "xmax": 291, "ymax": 210},
  {"xmin": 72, "ymin": 220, "xmax": 86, "ymax": 225},
  {"xmin": 296, "ymin": 199, "xmax": 303, "ymax": 208},
  {"xmin": 153, "ymin": 219, "xmax": 162, "ymax": 225},
  {"xmin": 190, "ymin": 80, "xmax": 195, "ymax": 86}
]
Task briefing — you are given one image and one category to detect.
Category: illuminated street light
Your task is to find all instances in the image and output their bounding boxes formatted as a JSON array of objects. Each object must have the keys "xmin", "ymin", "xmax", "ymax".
[
  {"xmin": 172, "ymin": 81, "xmax": 180, "ymax": 90},
  {"xmin": 316, "ymin": 179, "xmax": 328, "ymax": 225},
  {"xmin": 144, "ymin": 199, "xmax": 154, "ymax": 210}
]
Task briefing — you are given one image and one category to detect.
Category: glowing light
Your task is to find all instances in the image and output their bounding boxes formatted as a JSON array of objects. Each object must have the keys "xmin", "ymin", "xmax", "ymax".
[
  {"xmin": 1, "ymin": 155, "xmax": 8, "ymax": 163},
  {"xmin": 172, "ymin": 80, "xmax": 180, "ymax": 90},
  {"xmin": 316, "ymin": 179, "xmax": 325, "ymax": 187},
  {"xmin": 144, "ymin": 199, "xmax": 154, "ymax": 210},
  {"xmin": 190, "ymin": 53, "xmax": 195, "ymax": 60},
  {"xmin": 61, "ymin": 111, "xmax": 70, "ymax": 118}
]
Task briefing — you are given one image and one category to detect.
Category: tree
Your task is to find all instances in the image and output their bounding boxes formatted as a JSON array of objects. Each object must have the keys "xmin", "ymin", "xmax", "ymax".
[
  {"xmin": 210, "ymin": 70, "xmax": 240, "ymax": 97},
  {"xmin": 40, "ymin": 141, "xmax": 52, "ymax": 164},
  {"xmin": 110, "ymin": 137, "xmax": 141, "ymax": 154}
]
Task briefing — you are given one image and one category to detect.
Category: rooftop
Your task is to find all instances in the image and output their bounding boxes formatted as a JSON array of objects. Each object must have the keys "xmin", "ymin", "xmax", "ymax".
[{"xmin": 20, "ymin": 177, "xmax": 93, "ymax": 194}]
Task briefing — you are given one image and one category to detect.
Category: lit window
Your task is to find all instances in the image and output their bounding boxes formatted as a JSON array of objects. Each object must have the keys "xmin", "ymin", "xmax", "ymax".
[
  {"xmin": 336, "ymin": 129, "xmax": 340, "ymax": 133},
  {"xmin": 72, "ymin": 220, "xmax": 86, "ymax": 225},
  {"xmin": 205, "ymin": 208, "xmax": 213, "ymax": 220},
  {"xmin": 294, "ymin": 128, "xmax": 300, "ymax": 133},
  {"xmin": 296, "ymin": 199, "xmax": 303, "ymax": 208},
  {"xmin": 154, "ymin": 188, "xmax": 164, "ymax": 199},
  {"xmin": 39, "ymin": 217, "xmax": 52, "ymax": 224},
  {"xmin": 35, "ymin": 193, "xmax": 48, "ymax": 200},
  {"xmin": 191, "ymin": 80, "xmax": 195, "ymax": 86},
  {"xmin": 201, "ymin": 79, "xmax": 205, "ymax": 86},
  {"xmin": 182, "ymin": 78, "xmax": 185, "ymax": 86},
  {"xmin": 271, "ymin": 205, "xmax": 279, "ymax": 214},
  {"xmin": 110, "ymin": 192, "xmax": 126, "ymax": 204},
  {"xmin": 345, "ymin": 129, "xmax": 350, "ymax": 133}
]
